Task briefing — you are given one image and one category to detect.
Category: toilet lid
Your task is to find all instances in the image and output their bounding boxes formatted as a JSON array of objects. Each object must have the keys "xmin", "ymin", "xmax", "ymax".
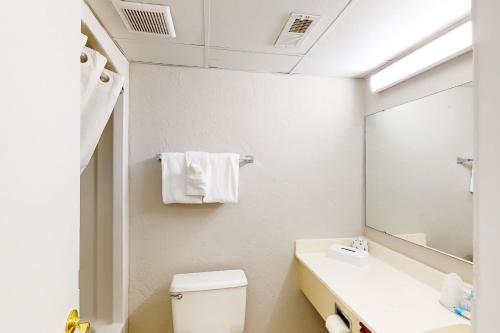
[{"xmin": 170, "ymin": 269, "xmax": 248, "ymax": 293}]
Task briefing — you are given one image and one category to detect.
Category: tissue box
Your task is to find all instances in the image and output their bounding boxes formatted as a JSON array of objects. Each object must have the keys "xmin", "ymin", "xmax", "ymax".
[{"xmin": 327, "ymin": 244, "xmax": 369, "ymax": 267}]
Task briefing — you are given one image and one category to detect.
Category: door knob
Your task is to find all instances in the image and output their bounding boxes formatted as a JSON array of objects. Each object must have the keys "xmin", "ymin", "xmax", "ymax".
[{"xmin": 65, "ymin": 309, "xmax": 91, "ymax": 333}]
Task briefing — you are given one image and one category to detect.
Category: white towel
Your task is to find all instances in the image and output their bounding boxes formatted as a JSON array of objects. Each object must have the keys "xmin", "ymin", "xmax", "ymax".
[
  {"xmin": 161, "ymin": 153, "xmax": 203, "ymax": 204},
  {"xmin": 203, "ymin": 154, "xmax": 239, "ymax": 203},
  {"xmin": 325, "ymin": 315, "xmax": 349, "ymax": 333},
  {"xmin": 185, "ymin": 152, "xmax": 209, "ymax": 196}
]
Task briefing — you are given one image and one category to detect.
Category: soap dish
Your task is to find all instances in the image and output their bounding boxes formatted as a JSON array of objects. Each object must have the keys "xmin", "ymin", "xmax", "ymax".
[{"xmin": 327, "ymin": 244, "xmax": 369, "ymax": 267}]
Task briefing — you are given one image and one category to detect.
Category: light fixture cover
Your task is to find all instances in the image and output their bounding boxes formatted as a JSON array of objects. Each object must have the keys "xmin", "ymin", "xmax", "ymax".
[{"xmin": 370, "ymin": 21, "xmax": 472, "ymax": 93}]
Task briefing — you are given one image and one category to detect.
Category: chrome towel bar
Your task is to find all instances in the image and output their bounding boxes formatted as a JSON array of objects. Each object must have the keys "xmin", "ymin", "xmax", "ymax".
[{"xmin": 156, "ymin": 154, "xmax": 254, "ymax": 163}]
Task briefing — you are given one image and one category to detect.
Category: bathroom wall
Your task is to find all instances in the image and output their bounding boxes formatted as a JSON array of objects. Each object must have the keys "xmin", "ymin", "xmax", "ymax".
[
  {"xmin": 128, "ymin": 64, "xmax": 365, "ymax": 333},
  {"xmin": 364, "ymin": 51, "xmax": 474, "ymax": 283}
]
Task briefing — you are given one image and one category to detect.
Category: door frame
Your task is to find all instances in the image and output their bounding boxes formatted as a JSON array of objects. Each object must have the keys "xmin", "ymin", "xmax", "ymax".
[{"xmin": 81, "ymin": 1, "xmax": 130, "ymax": 330}]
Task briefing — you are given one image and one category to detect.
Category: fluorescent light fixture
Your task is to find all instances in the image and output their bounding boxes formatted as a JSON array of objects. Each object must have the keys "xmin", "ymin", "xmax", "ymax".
[{"xmin": 370, "ymin": 21, "xmax": 472, "ymax": 93}]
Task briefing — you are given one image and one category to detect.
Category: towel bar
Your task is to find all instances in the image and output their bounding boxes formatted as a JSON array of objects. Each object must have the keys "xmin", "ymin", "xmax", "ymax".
[{"xmin": 156, "ymin": 154, "xmax": 254, "ymax": 163}]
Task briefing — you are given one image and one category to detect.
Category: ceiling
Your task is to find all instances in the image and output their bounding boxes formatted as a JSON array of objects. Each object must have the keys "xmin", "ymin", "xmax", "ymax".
[{"xmin": 87, "ymin": 0, "xmax": 471, "ymax": 78}]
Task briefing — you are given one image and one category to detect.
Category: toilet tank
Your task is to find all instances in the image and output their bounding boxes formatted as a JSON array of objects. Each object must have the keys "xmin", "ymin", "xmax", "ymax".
[{"xmin": 170, "ymin": 270, "xmax": 248, "ymax": 333}]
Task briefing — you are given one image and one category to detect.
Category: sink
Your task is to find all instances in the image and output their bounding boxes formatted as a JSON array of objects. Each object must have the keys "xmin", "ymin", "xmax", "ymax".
[{"xmin": 424, "ymin": 324, "xmax": 470, "ymax": 333}]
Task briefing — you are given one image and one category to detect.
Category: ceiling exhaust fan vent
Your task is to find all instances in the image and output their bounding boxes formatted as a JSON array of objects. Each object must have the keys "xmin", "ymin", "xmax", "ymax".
[
  {"xmin": 275, "ymin": 13, "xmax": 320, "ymax": 48},
  {"xmin": 289, "ymin": 18, "xmax": 314, "ymax": 33},
  {"xmin": 112, "ymin": 0, "xmax": 176, "ymax": 38}
]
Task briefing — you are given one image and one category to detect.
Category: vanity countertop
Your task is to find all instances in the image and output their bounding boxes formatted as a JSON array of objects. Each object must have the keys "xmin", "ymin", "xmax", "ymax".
[{"xmin": 296, "ymin": 239, "xmax": 469, "ymax": 333}]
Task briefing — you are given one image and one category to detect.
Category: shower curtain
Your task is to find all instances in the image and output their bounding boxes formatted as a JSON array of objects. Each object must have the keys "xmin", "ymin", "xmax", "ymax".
[{"xmin": 80, "ymin": 33, "xmax": 124, "ymax": 173}]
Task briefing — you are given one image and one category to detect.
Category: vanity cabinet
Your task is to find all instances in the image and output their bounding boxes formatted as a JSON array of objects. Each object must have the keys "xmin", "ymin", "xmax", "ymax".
[
  {"xmin": 298, "ymin": 261, "xmax": 364, "ymax": 333},
  {"xmin": 296, "ymin": 238, "xmax": 470, "ymax": 333}
]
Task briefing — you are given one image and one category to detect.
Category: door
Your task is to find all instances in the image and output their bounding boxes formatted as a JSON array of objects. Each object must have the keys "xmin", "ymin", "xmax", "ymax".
[{"xmin": 0, "ymin": 1, "xmax": 81, "ymax": 332}]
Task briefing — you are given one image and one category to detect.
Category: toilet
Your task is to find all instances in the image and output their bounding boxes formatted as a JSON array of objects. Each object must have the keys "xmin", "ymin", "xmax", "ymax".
[{"xmin": 170, "ymin": 269, "xmax": 248, "ymax": 333}]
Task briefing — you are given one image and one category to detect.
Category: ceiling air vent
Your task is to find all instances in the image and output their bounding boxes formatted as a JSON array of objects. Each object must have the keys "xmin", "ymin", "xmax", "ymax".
[
  {"xmin": 112, "ymin": 0, "xmax": 176, "ymax": 38},
  {"xmin": 275, "ymin": 13, "xmax": 320, "ymax": 48}
]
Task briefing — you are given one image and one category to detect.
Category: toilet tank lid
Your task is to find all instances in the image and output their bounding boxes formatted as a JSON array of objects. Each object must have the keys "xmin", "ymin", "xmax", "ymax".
[{"xmin": 170, "ymin": 270, "xmax": 248, "ymax": 293}]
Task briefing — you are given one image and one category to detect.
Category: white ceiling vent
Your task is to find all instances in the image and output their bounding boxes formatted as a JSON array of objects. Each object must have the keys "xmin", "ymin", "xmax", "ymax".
[
  {"xmin": 275, "ymin": 13, "xmax": 320, "ymax": 48},
  {"xmin": 112, "ymin": 0, "xmax": 176, "ymax": 38}
]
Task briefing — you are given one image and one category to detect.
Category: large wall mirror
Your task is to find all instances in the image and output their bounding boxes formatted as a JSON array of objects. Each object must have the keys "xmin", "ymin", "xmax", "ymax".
[{"xmin": 365, "ymin": 83, "xmax": 473, "ymax": 262}]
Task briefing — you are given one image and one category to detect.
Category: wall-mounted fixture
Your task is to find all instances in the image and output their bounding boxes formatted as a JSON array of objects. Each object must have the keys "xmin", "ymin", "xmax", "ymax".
[
  {"xmin": 156, "ymin": 154, "xmax": 254, "ymax": 164},
  {"xmin": 457, "ymin": 157, "xmax": 473, "ymax": 168},
  {"xmin": 274, "ymin": 13, "xmax": 320, "ymax": 48},
  {"xmin": 369, "ymin": 21, "xmax": 472, "ymax": 93},
  {"xmin": 112, "ymin": 0, "xmax": 176, "ymax": 38}
]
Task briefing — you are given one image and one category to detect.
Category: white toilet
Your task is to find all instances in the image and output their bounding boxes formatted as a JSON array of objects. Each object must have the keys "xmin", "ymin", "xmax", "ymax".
[{"xmin": 170, "ymin": 269, "xmax": 248, "ymax": 333}]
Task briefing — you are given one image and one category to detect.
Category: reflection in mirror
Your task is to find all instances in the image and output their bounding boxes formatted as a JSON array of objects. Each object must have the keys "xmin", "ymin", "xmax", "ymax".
[{"xmin": 365, "ymin": 83, "xmax": 473, "ymax": 262}]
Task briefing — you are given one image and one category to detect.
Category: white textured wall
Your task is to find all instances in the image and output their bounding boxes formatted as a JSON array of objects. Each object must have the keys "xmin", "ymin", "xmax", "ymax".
[
  {"xmin": 366, "ymin": 86, "xmax": 473, "ymax": 260},
  {"xmin": 128, "ymin": 64, "xmax": 364, "ymax": 333}
]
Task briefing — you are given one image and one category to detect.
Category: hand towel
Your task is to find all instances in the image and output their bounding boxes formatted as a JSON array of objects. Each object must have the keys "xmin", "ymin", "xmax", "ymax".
[
  {"xmin": 203, "ymin": 153, "xmax": 239, "ymax": 203},
  {"xmin": 161, "ymin": 153, "xmax": 203, "ymax": 204},
  {"xmin": 185, "ymin": 152, "xmax": 209, "ymax": 196}
]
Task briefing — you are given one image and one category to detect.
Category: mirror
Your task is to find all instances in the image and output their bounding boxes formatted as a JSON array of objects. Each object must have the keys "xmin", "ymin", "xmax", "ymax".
[{"xmin": 365, "ymin": 83, "xmax": 473, "ymax": 262}]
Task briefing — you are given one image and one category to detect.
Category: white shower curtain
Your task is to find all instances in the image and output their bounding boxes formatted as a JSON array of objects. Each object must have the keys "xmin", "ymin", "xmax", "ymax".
[{"xmin": 80, "ymin": 34, "xmax": 124, "ymax": 173}]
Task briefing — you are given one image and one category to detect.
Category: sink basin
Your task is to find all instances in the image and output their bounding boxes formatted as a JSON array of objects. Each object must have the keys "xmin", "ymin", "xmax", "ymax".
[{"xmin": 424, "ymin": 324, "xmax": 470, "ymax": 333}]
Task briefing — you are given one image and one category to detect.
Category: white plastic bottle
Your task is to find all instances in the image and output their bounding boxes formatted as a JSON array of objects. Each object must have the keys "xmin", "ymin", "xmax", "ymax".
[{"xmin": 440, "ymin": 273, "xmax": 464, "ymax": 309}]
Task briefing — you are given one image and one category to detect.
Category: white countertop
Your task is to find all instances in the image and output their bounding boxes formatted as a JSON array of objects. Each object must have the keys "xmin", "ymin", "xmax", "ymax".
[{"xmin": 296, "ymin": 240, "xmax": 469, "ymax": 333}]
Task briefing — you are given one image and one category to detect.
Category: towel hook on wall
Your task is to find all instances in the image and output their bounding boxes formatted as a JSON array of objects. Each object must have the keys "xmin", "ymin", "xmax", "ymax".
[{"xmin": 457, "ymin": 157, "xmax": 473, "ymax": 168}]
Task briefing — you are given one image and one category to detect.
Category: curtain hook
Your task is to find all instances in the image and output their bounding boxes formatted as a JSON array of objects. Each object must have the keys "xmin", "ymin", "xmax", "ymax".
[
  {"xmin": 100, "ymin": 73, "xmax": 110, "ymax": 83},
  {"xmin": 80, "ymin": 52, "xmax": 88, "ymax": 63}
]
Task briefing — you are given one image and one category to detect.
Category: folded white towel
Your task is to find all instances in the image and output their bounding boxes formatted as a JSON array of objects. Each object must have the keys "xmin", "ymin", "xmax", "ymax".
[
  {"xmin": 203, "ymin": 153, "xmax": 239, "ymax": 203},
  {"xmin": 185, "ymin": 152, "xmax": 209, "ymax": 196},
  {"xmin": 325, "ymin": 315, "xmax": 349, "ymax": 333},
  {"xmin": 161, "ymin": 153, "xmax": 203, "ymax": 204}
]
